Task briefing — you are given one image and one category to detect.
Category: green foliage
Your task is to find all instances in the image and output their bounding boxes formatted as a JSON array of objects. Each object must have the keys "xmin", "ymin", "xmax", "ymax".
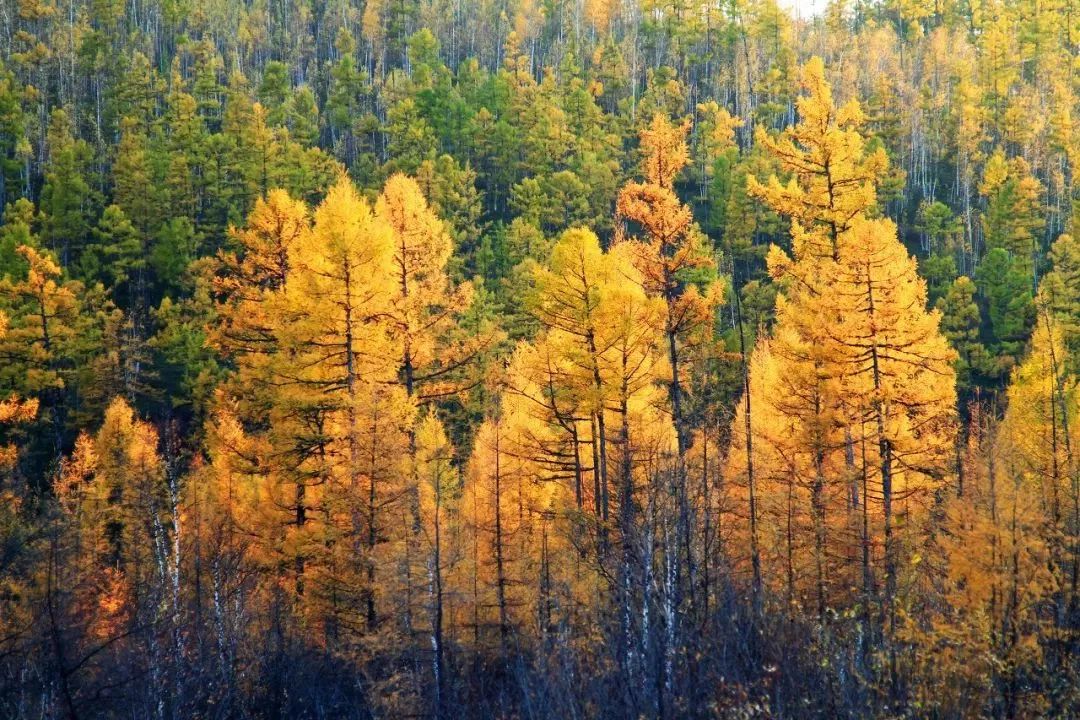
[
  {"xmin": 80, "ymin": 205, "xmax": 143, "ymax": 304},
  {"xmin": 975, "ymin": 248, "xmax": 1035, "ymax": 377},
  {"xmin": 0, "ymin": 62, "xmax": 28, "ymax": 210},
  {"xmin": 40, "ymin": 109, "xmax": 96, "ymax": 263},
  {"xmin": 288, "ymin": 86, "xmax": 320, "ymax": 146},
  {"xmin": 384, "ymin": 98, "xmax": 437, "ymax": 174},
  {"xmin": 151, "ymin": 217, "xmax": 201, "ymax": 293},
  {"xmin": 1040, "ymin": 233, "xmax": 1080, "ymax": 371},
  {"xmin": 936, "ymin": 276, "xmax": 989, "ymax": 393},
  {"xmin": 258, "ymin": 61, "xmax": 290, "ymax": 126},
  {"xmin": 0, "ymin": 199, "xmax": 37, "ymax": 278},
  {"xmin": 916, "ymin": 200, "xmax": 962, "ymax": 255},
  {"xmin": 921, "ymin": 251, "xmax": 958, "ymax": 307},
  {"xmin": 981, "ymin": 152, "xmax": 1045, "ymax": 279}
]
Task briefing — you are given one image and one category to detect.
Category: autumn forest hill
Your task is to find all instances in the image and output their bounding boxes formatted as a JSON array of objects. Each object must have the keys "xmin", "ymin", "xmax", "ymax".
[
  {"xmin": 2, "ymin": 1, "xmax": 1071, "ymax": 414},
  {"xmin": 0, "ymin": 0, "xmax": 1072, "ymax": 610},
  {"xmin": 1, "ymin": 0, "xmax": 1080, "ymax": 718}
]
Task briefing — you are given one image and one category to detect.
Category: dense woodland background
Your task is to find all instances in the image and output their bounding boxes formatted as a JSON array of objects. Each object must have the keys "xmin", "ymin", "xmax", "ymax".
[{"xmin": 1, "ymin": 0, "xmax": 1079, "ymax": 717}]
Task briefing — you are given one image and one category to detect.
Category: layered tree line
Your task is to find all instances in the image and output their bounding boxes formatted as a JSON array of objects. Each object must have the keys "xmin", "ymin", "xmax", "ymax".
[{"xmin": 1, "ymin": 0, "xmax": 1080, "ymax": 717}]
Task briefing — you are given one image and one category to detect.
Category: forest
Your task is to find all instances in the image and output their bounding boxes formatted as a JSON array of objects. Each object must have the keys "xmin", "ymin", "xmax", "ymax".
[{"xmin": 0, "ymin": 0, "xmax": 1079, "ymax": 717}]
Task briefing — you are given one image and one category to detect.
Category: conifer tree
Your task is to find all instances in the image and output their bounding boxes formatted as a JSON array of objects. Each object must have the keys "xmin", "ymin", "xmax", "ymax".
[
  {"xmin": 738, "ymin": 59, "xmax": 957, "ymax": 646},
  {"xmin": 39, "ymin": 108, "xmax": 94, "ymax": 265},
  {"xmin": 0, "ymin": 245, "xmax": 87, "ymax": 463}
]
